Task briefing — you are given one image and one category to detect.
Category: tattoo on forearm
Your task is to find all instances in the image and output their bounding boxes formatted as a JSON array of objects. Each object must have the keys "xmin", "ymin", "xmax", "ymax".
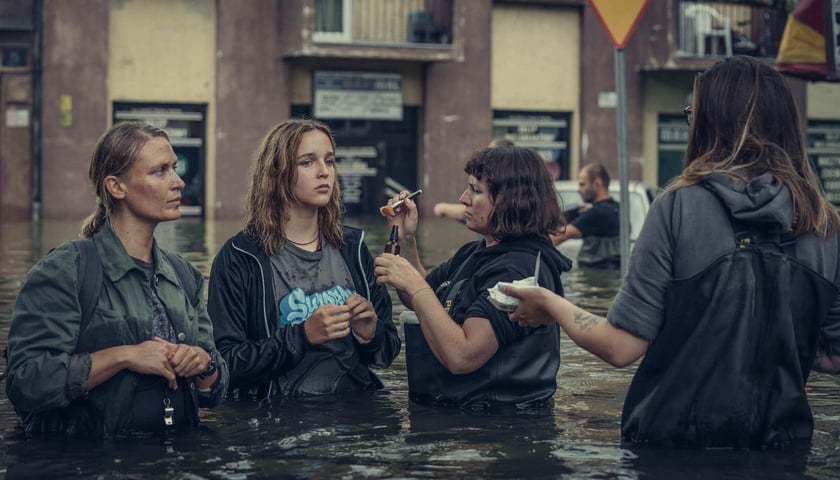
[{"xmin": 573, "ymin": 308, "xmax": 604, "ymax": 332}]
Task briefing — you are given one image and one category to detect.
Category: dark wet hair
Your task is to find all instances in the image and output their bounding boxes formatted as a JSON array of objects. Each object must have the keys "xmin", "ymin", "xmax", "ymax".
[
  {"xmin": 672, "ymin": 55, "xmax": 837, "ymax": 237},
  {"xmin": 464, "ymin": 146, "xmax": 564, "ymax": 241},
  {"xmin": 81, "ymin": 122, "xmax": 170, "ymax": 238}
]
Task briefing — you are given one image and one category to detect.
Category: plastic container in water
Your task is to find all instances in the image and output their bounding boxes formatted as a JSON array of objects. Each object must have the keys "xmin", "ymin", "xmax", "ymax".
[{"xmin": 399, "ymin": 310, "xmax": 433, "ymax": 398}]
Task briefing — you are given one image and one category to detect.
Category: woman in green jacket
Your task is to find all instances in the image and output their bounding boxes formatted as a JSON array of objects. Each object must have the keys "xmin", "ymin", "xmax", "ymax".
[{"xmin": 5, "ymin": 121, "xmax": 228, "ymax": 437}]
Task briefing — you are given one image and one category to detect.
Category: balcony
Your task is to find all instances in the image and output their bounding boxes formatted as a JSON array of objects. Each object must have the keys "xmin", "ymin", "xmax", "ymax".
[
  {"xmin": 677, "ymin": 1, "xmax": 788, "ymax": 59},
  {"xmin": 282, "ymin": 0, "xmax": 457, "ymax": 62}
]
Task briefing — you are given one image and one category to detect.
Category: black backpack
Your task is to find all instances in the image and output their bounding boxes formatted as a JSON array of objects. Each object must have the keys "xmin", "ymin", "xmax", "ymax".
[{"xmin": 620, "ymin": 187, "xmax": 840, "ymax": 448}]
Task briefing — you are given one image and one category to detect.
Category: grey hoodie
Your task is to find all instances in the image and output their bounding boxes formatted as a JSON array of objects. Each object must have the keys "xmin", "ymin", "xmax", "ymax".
[
  {"xmin": 607, "ymin": 173, "xmax": 840, "ymax": 448},
  {"xmin": 608, "ymin": 173, "xmax": 840, "ymax": 343}
]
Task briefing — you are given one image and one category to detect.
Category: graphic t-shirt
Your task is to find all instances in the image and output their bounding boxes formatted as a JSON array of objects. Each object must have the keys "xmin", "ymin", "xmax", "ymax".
[{"xmin": 269, "ymin": 241, "xmax": 356, "ymax": 326}]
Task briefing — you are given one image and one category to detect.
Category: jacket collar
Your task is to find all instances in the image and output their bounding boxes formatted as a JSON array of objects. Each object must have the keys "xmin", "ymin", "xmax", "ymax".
[
  {"xmin": 231, "ymin": 225, "xmax": 364, "ymax": 256},
  {"xmin": 93, "ymin": 220, "xmax": 180, "ymax": 286}
]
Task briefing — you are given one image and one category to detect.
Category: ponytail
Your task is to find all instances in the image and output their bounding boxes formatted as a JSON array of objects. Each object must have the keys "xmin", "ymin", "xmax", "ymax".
[{"xmin": 80, "ymin": 203, "xmax": 108, "ymax": 238}]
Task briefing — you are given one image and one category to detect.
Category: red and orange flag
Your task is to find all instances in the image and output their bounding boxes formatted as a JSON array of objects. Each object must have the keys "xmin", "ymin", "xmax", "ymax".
[{"xmin": 775, "ymin": 0, "xmax": 830, "ymax": 80}]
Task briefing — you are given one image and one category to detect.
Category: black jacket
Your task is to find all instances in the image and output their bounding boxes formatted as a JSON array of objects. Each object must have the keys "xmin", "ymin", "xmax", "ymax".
[
  {"xmin": 208, "ymin": 226, "xmax": 398, "ymax": 399},
  {"xmin": 408, "ymin": 236, "xmax": 572, "ymax": 407}
]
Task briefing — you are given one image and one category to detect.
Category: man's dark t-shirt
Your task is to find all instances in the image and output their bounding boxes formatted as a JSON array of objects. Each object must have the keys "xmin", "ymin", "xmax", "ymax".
[{"xmin": 569, "ymin": 198, "xmax": 620, "ymax": 269}]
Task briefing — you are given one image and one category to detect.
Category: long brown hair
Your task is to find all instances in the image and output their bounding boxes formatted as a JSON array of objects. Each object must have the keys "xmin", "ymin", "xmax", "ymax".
[
  {"xmin": 465, "ymin": 146, "xmax": 564, "ymax": 241},
  {"xmin": 80, "ymin": 122, "xmax": 170, "ymax": 238},
  {"xmin": 670, "ymin": 55, "xmax": 837, "ymax": 238},
  {"xmin": 244, "ymin": 119, "xmax": 343, "ymax": 256}
]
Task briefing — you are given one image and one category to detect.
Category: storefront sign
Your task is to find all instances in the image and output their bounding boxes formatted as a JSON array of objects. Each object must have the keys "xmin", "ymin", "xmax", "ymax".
[
  {"xmin": 5, "ymin": 107, "xmax": 29, "ymax": 128},
  {"xmin": 314, "ymin": 71, "xmax": 402, "ymax": 120},
  {"xmin": 335, "ymin": 145, "xmax": 379, "ymax": 209},
  {"xmin": 809, "ymin": 120, "xmax": 840, "ymax": 205},
  {"xmin": 492, "ymin": 111, "xmax": 570, "ymax": 180}
]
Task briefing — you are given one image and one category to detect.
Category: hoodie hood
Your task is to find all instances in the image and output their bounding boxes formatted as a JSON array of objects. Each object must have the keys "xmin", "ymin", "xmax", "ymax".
[
  {"xmin": 478, "ymin": 236, "xmax": 573, "ymax": 283},
  {"xmin": 701, "ymin": 173, "xmax": 794, "ymax": 234}
]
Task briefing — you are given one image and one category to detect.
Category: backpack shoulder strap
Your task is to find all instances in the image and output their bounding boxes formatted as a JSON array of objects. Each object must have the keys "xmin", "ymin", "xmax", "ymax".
[
  {"xmin": 161, "ymin": 249, "xmax": 199, "ymax": 307},
  {"xmin": 73, "ymin": 238, "xmax": 103, "ymax": 338},
  {"xmin": 74, "ymin": 244, "xmax": 198, "ymax": 333}
]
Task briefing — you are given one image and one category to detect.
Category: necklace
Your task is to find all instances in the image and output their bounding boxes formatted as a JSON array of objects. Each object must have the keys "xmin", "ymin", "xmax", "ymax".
[{"xmin": 286, "ymin": 231, "xmax": 320, "ymax": 246}]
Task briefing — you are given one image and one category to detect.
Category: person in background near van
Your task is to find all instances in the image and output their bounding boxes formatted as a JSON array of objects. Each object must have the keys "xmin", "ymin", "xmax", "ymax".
[
  {"xmin": 501, "ymin": 56, "xmax": 840, "ymax": 449},
  {"xmin": 432, "ymin": 138, "xmax": 514, "ymax": 221},
  {"xmin": 208, "ymin": 119, "xmax": 400, "ymax": 400},
  {"xmin": 5, "ymin": 122, "xmax": 227, "ymax": 437},
  {"xmin": 375, "ymin": 146, "xmax": 572, "ymax": 408},
  {"xmin": 555, "ymin": 163, "xmax": 620, "ymax": 269}
]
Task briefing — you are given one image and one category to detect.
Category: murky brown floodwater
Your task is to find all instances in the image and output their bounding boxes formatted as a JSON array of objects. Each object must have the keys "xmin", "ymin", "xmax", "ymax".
[{"xmin": 1, "ymin": 216, "xmax": 839, "ymax": 479}]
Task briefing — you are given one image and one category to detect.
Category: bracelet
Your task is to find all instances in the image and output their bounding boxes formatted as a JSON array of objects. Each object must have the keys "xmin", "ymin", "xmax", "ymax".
[{"xmin": 410, "ymin": 286, "xmax": 432, "ymax": 301}]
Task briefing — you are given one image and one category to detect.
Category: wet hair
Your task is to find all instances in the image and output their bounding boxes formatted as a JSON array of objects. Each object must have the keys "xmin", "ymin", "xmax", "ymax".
[
  {"xmin": 582, "ymin": 163, "xmax": 611, "ymax": 189},
  {"xmin": 672, "ymin": 55, "xmax": 837, "ymax": 237},
  {"xmin": 80, "ymin": 121, "xmax": 170, "ymax": 238},
  {"xmin": 244, "ymin": 118, "xmax": 343, "ymax": 256},
  {"xmin": 464, "ymin": 146, "xmax": 564, "ymax": 241}
]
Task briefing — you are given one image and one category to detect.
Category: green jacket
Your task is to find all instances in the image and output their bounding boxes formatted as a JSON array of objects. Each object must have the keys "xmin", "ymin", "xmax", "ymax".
[{"xmin": 5, "ymin": 221, "xmax": 228, "ymax": 437}]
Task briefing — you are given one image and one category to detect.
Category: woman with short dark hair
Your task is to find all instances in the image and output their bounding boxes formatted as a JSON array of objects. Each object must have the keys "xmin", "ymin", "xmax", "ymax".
[{"xmin": 375, "ymin": 145, "xmax": 572, "ymax": 408}]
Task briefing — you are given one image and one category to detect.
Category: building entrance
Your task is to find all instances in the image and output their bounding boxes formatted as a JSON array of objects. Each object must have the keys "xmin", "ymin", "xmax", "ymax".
[{"xmin": 292, "ymin": 106, "xmax": 418, "ymax": 216}]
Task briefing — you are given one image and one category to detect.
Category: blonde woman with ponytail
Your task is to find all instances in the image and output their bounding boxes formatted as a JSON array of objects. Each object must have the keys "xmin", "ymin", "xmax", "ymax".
[{"xmin": 6, "ymin": 121, "xmax": 227, "ymax": 437}]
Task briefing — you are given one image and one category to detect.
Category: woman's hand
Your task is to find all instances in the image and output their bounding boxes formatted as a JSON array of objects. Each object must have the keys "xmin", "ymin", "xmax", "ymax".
[
  {"xmin": 345, "ymin": 293, "xmax": 377, "ymax": 342},
  {"xmin": 384, "ymin": 190, "xmax": 420, "ymax": 240},
  {"xmin": 499, "ymin": 285, "xmax": 556, "ymax": 328},
  {"xmin": 374, "ymin": 253, "xmax": 426, "ymax": 293},
  {"xmin": 123, "ymin": 339, "xmax": 179, "ymax": 389},
  {"xmin": 154, "ymin": 337, "xmax": 211, "ymax": 380},
  {"xmin": 304, "ymin": 304, "xmax": 352, "ymax": 344}
]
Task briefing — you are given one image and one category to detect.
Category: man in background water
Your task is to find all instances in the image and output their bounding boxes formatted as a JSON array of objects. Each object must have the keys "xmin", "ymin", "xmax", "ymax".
[{"xmin": 556, "ymin": 164, "xmax": 620, "ymax": 269}]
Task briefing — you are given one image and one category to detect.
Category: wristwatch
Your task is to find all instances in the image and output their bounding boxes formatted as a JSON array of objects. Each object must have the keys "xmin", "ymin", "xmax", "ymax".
[{"xmin": 197, "ymin": 348, "xmax": 218, "ymax": 379}]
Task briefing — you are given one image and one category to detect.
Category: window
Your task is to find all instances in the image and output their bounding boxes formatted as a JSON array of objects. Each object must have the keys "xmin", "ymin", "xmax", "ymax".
[
  {"xmin": 314, "ymin": 0, "xmax": 352, "ymax": 43},
  {"xmin": 492, "ymin": 110, "xmax": 571, "ymax": 180},
  {"xmin": 0, "ymin": 0, "xmax": 34, "ymax": 31},
  {"xmin": 808, "ymin": 120, "xmax": 840, "ymax": 206}
]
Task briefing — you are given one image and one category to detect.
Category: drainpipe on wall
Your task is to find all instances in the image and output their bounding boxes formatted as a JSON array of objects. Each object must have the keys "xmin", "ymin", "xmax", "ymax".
[{"xmin": 30, "ymin": 0, "xmax": 42, "ymax": 223}]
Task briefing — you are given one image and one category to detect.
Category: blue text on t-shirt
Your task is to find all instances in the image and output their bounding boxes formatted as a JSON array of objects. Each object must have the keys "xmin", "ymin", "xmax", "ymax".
[{"xmin": 279, "ymin": 285, "xmax": 355, "ymax": 326}]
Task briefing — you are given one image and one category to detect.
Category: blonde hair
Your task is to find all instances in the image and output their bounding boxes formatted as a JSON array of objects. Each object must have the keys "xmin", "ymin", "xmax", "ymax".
[{"xmin": 80, "ymin": 122, "xmax": 170, "ymax": 238}]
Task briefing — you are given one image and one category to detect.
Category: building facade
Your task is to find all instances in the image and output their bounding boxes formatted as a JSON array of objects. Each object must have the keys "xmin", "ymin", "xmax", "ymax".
[{"xmin": 0, "ymin": 0, "xmax": 838, "ymax": 222}]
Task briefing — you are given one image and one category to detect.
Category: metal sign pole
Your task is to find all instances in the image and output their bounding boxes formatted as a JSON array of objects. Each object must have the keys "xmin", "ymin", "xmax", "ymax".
[{"xmin": 615, "ymin": 48, "xmax": 631, "ymax": 278}]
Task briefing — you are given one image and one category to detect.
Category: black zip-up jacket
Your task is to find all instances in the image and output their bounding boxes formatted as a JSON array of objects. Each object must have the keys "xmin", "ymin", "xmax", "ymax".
[{"xmin": 208, "ymin": 226, "xmax": 398, "ymax": 399}]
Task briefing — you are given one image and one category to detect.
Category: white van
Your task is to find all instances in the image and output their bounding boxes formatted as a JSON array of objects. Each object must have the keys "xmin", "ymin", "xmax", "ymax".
[{"xmin": 553, "ymin": 180, "xmax": 659, "ymax": 264}]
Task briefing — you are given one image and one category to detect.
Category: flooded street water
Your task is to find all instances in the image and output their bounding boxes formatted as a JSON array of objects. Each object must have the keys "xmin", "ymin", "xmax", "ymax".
[{"xmin": 2, "ymin": 216, "xmax": 840, "ymax": 479}]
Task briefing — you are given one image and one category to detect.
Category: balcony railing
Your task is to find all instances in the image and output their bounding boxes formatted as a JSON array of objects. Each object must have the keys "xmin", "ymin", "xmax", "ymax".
[
  {"xmin": 313, "ymin": 0, "xmax": 453, "ymax": 46},
  {"xmin": 678, "ymin": 1, "xmax": 787, "ymax": 59}
]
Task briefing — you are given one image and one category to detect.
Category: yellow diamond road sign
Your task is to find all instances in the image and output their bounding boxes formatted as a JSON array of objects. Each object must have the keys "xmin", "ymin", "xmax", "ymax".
[{"xmin": 588, "ymin": 0, "xmax": 650, "ymax": 49}]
